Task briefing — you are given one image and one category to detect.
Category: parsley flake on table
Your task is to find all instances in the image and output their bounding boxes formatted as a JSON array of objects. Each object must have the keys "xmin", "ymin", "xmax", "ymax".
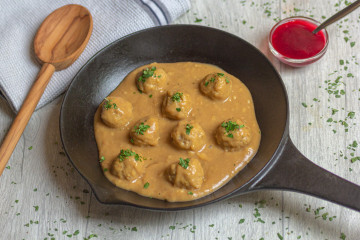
[
  {"xmin": 340, "ymin": 233, "xmax": 346, "ymax": 240},
  {"xmin": 138, "ymin": 66, "xmax": 156, "ymax": 83},
  {"xmin": 186, "ymin": 124, "xmax": 193, "ymax": 135},
  {"xmin": 348, "ymin": 111, "xmax": 355, "ymax": 119},
  {"xmin": 134, "ymin": 122, "xmax": 150, "ymax": 135},
  {"xmin": 179, "ymin": 157, "xmax": 190, "ymax": 169},
  {"xmin": 171, "ymin": 92, "xmax": 183, "ymax": 102},
  {"xmin": 194, "ymin": 17, "xmax": 202, "ymax": 23}
]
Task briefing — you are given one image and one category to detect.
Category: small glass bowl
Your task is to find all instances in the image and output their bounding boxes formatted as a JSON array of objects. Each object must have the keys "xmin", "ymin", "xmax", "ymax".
[{"xmin": 268, "ymin": 16, "xmax": 329, "ymax": 67}]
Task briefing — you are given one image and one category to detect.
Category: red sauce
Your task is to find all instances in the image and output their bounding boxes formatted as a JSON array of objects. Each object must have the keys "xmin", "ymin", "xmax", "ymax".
[{"xmin": 271, "ymin": 19, "xmax": 326, "ymax": 59}]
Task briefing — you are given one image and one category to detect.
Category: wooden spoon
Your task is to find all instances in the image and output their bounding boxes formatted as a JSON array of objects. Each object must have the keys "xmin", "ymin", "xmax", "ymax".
[{"xmin": 0, "ymin": 4, "xmax": 92, "ymax": 176}]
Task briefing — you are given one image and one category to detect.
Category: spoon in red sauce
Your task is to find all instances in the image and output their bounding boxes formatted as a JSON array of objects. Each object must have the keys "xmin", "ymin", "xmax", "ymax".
[{"xmin": 269, "ymin": 0, "xmax": 360, "ymax": 67}]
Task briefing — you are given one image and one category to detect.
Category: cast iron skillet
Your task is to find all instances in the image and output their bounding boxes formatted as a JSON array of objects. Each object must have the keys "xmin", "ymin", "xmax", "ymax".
[{"xmin": 60, "ymin": 25, "xmax": 360, "ymax": 211}]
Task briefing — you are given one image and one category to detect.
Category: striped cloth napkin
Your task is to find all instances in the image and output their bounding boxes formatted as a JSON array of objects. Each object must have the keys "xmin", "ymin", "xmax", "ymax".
[{"xmin": 0, "ymin": 0, "xmax": 190, "ymax": 112}]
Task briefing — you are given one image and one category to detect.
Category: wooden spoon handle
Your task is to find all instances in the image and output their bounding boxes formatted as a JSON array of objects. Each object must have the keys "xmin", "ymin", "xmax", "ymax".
[{"xmin": 0, "ymin": 63, "xmax": 55, "ymax": 176}]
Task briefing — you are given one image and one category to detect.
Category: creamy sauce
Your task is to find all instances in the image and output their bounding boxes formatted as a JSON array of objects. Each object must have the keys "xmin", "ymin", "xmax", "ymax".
[{"xmin": 94, "ymin": 62, "xmax": 261, "ymax": 202}]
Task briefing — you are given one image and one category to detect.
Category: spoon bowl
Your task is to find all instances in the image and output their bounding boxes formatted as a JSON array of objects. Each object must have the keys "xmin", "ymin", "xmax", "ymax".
[
  {"xmin": 34, "ymin": 4, "xmax": 92, "ymax": 70},
  {"xmin": 0, "ymin": 4, "xmax": 92, "ymax": 176}
]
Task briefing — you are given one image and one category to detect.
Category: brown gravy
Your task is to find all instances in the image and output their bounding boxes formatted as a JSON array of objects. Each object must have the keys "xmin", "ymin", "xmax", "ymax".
[{"xmin": 94, "ymin": 62, "xmax": 261, "ymax": 202}]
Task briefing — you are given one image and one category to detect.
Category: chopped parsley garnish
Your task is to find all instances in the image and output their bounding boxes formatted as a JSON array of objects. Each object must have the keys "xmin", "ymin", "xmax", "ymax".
[
  {"xmin": 226, "ymin": 78, "xmax": 230, "ymax": 83},
  {"xmin": 221, "ymin": 121, "xmax": 244, "ymax": 137},
  {"xmin": 176, "ymin": 108, "xmax": 181, "ymax": 112},
  {"xmin": 103, "ymin": 98, "xmax": 117, "ymax": 110},
  {"xmin": 194, "ymin": 18, "xmax": 202, "ymax": 23},
  {"xmin": 118, "ymin": 149, "xmax": 143, "ymax": 162},
  {"xmin": 28, "ymin": 146, "xmax": 33, "ymax": 150},
  {"xmin": 186, "ymin": 124, "xmax": 193, "ymax": 135},
  {"xmin": 130, "ymin": 138, "xmax": 134, "ymax": 143},
  {"xmin": 99, "ymin": 156, "xmax": 105, "ymax": 163},
  {"xmin": 210, "ymin": 77, "xmax": 215, "ymax": 82},
  {"xmin": 188, "ymin": 191, "xmax": 193, "ymax": 195},
  {"xmin": 204, "ymin": 81, "xmax": 209, "ymax": 86},
  {"xmin": 217, "ymin": 73, "xmax": 224, "ymax": 76},
  {"xmin": 340, "ymin": 233, "xmax": 346, "ymax": 240},
  {"xmin": 178, "ymin": 157, "xmax": 190, "ymax": 169},
  {"xmin": 134, "ymin": 122, "xmax": 150, "ymax": 135},
  {"xmin": 103, "ymin": 168, "xmax": 108, "ymax": 172},
  {"xmin": 138, "ymin": 66, "xmax": 156, "ymax": 83},
  {"xmin": 171, "ymin": 92, "xmax": 183, "ymax": 102},
  {"xmin": 144, "ymin": 182, "xmax": 150, "ymax": 189},
  {"xmin": 348, "ymin": 111, "xmax": 355, "ymax": 119},
  {"xmin": 149, "ymin": 94, "xmax": 153, "ymax": 98}
]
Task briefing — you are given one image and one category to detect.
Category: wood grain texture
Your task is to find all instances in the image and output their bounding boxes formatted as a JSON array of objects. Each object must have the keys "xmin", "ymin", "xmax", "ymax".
[
  {"xmin": 0, "ymin": 63, "xmax": 55, "ymax": 176},
  {"xmin": 0, "ymin": 0, "xmax": 359, "ymax": 239},
  {"xmin": 0, "ymin": 4, "xmax": 92, "ymax": 177},
  {"xmin": 34, "ymin": 4, "xmax": 93, "ymax": 70}
]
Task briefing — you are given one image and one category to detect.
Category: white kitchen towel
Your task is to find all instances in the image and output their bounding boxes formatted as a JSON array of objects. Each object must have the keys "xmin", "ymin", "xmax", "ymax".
[{"xmin": 0, "ymin": 0, "xmax": 190, "ymax": 112}]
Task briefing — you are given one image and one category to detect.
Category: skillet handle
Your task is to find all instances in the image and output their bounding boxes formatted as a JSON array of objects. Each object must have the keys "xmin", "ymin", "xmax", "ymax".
[{"xmin": 250, "ymin": 137, "xmax": 360, "ymax": 212}]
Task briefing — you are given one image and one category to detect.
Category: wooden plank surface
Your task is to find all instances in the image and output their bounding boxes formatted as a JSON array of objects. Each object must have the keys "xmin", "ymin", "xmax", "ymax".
[{"xmin": 1, "ymin": 0, "xmax": 359, "ymax": 239}]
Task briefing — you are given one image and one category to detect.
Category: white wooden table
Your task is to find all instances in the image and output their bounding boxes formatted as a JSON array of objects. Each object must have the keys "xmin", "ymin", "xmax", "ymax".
[{"xmin": 1, "ymin": 0, "xmax": 360, "ymax": 239}]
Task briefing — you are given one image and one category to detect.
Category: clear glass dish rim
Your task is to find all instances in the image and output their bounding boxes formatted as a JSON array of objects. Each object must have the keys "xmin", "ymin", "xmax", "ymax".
[{"xmin": 268, "ymin": 16, "xmax": 329, "ymax": 63}]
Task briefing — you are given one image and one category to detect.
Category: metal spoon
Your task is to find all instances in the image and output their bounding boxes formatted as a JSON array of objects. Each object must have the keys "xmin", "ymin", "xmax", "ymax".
[
  {"xmin": 313, "ymin": 0, "xmax": 360, "ymax": 34},
  {"xmin": 0, "ymin": 4, "xmax": 92, "ymax": 176}
]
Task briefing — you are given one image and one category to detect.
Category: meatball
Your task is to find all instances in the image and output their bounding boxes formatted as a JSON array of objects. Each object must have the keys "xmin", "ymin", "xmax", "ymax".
[
  {"xmin": 136, "ymin": 66, "xmax": 168, "ymax": 93},
  {"xmin": 199, "ymin": 72, "xmax": 232, "ymax": 100},
  {"xmin": 110, "ymin": 149, "xmax": 145, "ymax": 182},
  {"xmin": 162, "ymin": 91, "xmax": 192, "ymax": 120},
  {"xmin": 171, "ymin": 120, "xmax": 206, "ymax": 151},
  {"xmin": 167, "ymin": 158, "xmax": 204, "ymax": 189},
  {"xmin": 130, "ymin": 116, "xmax": 160, "ymax": 146},
  {"xmin": 101, "ymin": 96, "xmax": 133, "ymax": 128},
  {"xmin": 216, "ymin": 119, "xmax": 252, "ymax": 151}
]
